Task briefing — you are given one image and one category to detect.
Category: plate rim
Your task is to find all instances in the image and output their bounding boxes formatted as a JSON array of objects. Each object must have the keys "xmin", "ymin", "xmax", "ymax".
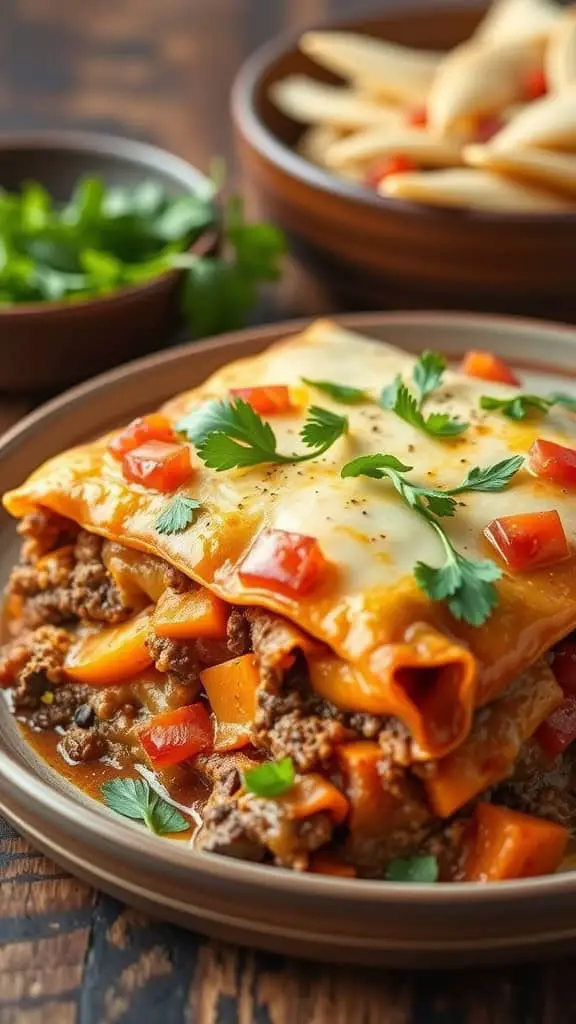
[{"xmin": 2, "ymin": 308, "xmax": 576, "ymax": 914}]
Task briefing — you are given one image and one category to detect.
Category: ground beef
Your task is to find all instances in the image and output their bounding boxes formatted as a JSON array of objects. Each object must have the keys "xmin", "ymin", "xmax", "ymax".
[
  {"xmin": 146, "ymin": 633, "xmax": 200, "ymax": 683},
  {"xmin": 200, "ymin": 795, "xmax": 334, "ymax": 870},
  {"xmin": 27, "ymin": 684, "xmax": 92, "ymax": 730},
  {"xmin": 493, "ymin": 741, "xmax": 576, "ymax": 830},
  {"xmin": 60, "ymin": 726, "xmax": 108, "ymax": 763},
  {"xmin": 226, "ymin": 608, "xmax": 251, "ymax": 657},
  {"xmin": 8, "ymin": 529, "xmax": 132, "ymax": 628},
  {"xmin": 17, "ymin": 509, "xmax": 77, "ymax": 563},
  {"xmin": 0, "ymin": 625, "xmax": 71, "ymax": 709}
]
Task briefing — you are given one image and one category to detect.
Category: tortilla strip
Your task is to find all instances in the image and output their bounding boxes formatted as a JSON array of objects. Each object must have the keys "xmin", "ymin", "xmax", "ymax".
[
  {"xmin": 472, "ymin": 0, "xmax": 561, "ymax": 47},
  {"xmin": 300, "ymin": 31, "xmax": 440, "ymax": 105},
  {"xmin": 546, "ymin": 10, "xmax": 576, "ymax": 93},
  {"xmin": 424, "ymin": 659, "xmax": 562, "ymax": 817},
  {"xmin": 427, "ymin": 38, "xmax": 544, "ymax": 135},
  {"xmin": 490, "ymin": 88, "xmax": 576, "ymax": 152},
  {"xmin": 465, "ymin": 143, "xmax": 576, "ymax": 199},
  {"xmin": 323, "ymin": 126, "xmax": 463, "ymax": 171},
  {"xmin": 380, "ymin": 167, "xmax": 575, "ymax": 211},
  {"xmin": 270, "ymin": 75, "xmax": 401, "ymax": 130}
]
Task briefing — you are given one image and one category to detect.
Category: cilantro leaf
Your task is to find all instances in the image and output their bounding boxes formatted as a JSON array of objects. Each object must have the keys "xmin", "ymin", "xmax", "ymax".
[
  {"xmin": 480, "ymin": 394, "xmax": 552, "ymax": 421},
  {"xmin": 412, "ymin": 350, "xmax": 446, "ymax": 403},
  {"xmin": 451, "ymin": 455, "xmax": 525, "ymax": 494},
  {"xmin": 243, "ymin": 757, "xmax": 295, "ymax": 798},
  {"xmin": 155, "ymin": 495, "xmax": 201, "ymax": 535},
  {"xmin": 301, "ymin": 378, "xmax": 370, "ymax": 404},
  {"xmin": 414, "ymin": 517, "xmax": 502, "ymax": 627},
  {"xmin": 386, "ymin": 855, "xmax": 439, "ymax": 883},
  {"xmin": 380, "ymin": 379, "xmax": 468, "ymax": 438},
  {"xmin": 101, "ymin": 778, "xmax": 189, "ymax": 835},
  {"xmin": 300, "ymin": 406, "xmax": 348, "ymax": 454},
  {"xmin": 341, "ymin": 455, "xmax": 456, "ymax": 518},
  {"xmin": 179, "ymin": 399, "xmax": 347, "ymax": 471}
]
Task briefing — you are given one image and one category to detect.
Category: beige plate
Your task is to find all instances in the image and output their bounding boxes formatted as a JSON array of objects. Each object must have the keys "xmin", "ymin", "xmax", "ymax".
[{"xmin": 2, "ymin": 312, "xmax": 576, "ymax": 968}]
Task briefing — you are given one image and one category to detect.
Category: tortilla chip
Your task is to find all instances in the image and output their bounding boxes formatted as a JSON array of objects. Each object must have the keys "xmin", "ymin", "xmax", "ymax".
[{"xmin": 380, "ymin": 167, "xmax": 575, "ymax": 211}]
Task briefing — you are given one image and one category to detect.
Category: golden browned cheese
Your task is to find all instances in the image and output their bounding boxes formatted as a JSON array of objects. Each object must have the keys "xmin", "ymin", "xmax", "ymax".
[{"xmin": 4, "ymin": 321, "xmax": 576, "ymax": 759}]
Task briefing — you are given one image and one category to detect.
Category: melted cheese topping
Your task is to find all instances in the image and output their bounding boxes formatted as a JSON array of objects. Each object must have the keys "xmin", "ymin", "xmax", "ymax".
[{"xmin": 5, "ymin": 320, "xmax": 576, "ymax": 730}]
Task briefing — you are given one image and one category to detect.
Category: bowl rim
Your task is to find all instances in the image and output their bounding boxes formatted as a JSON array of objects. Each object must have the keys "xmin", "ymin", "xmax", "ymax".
[
  {"xmin": 0, "ymin": 129, "xmax": 210, "ymax": 319},
  {"xmin": 231, "ymin": 0, "xmax": 576, "ymax": 226},
  {"xmin": 3, "ymin": 308, "xmax": 576, "ymax": 909}
]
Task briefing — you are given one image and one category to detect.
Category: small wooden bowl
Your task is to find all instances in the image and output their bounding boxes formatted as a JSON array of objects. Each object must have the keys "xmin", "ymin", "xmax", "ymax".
[
  {"xmin": 0, "ymin": 132, "xmax": 209, "ymax": 393},
  {"xmin": 232, "ymin": 3, "xmax": 576, "ymax": 323}
]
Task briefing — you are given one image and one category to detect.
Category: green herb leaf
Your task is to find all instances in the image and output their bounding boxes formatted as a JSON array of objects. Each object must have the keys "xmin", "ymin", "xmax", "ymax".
[
  {"xmin": 412, "ymin": 350, "xmax": 446, "ymax": 403},
  {"xmin": 301, "ymin": 378, "xmax": 370, "ymax": 404},
  {"xmin": 385, "ymin": 855, "xmax": 439, "ymax": 883},
  {"xmin": 341, "ymin": 455, "xmax": 457, "ymax": 518},
  {"xmin": 300, "ymin": 406, "xmax": 348, "ymax": 453},
  {"xmin": 101, "ymin": 778, "xmax": 189, "ymax": 835},
  {"xmin": 549, "ymin": 392, "xmax": 576, "ymax": 413},
  {"xmin": 179, "ymin": 399, "xmax": 347, "ymax": 472},
  {"xmin": 480, "ymin": 394, "xmax": 552, "ymax": 421},
  {"xmin": 380, "ymin": 379, "xmax": 468, "ymax": 438},
  {"xmin": 243, "ymin": 757, "xmax": 295, "ymax": 798},
  {"xmin": 450, "ymin": 455, "xmax": 525, "ymax": 494},
  {"xmin": 155, "ymin": 495, "xmax": 201, "ymax": 535},
  {"xmin": 414, "ymin": 518, "xmax": 502, "ymax": 627}
]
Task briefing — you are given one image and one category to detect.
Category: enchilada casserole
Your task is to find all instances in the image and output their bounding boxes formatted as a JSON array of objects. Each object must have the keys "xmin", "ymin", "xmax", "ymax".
[{"xmin": 2, "ymin": 320, "xmax": 576, "ymax": 883}]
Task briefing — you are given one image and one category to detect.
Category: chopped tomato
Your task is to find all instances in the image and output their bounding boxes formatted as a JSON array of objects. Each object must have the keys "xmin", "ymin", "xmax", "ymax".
[
  {"xmin": 310, "ymin": 851, "xmax": 357, "ymax": 877},
  {"xmin": 536, "ymin": 696, "xmax": 576, "ymax": 759},
  {"xmin": 364, "ymin": 154, "xmax": 416, "ymax": 189},
  {"xmin": 523, "ymin": 67, "xmax": 547, "ymax": 100},
  {"xmin": 122, "ymin": 441, "xmax": 193, "ymax": 492},
  {"xmin": 484, "ymin": 510, "xmax": 570, "ymax": 572},
  {"xmin": 460, "ymin": 350, "xmax": 520, "ymax": 385},
  {"xmin": 108, "ymin": 414, "xmax": 175, "ymax": 459},
  {"xmin": 405, "ymin": 104, "xmax": 428, "ymax": 128},
  {"xmin": 139, "ymin": 703, "xmax": 213, "ymax": 769},
  {"xmin": 238, "ymin": 528, "xmax": 327, "ymax": 597},
  {"xmin": 230, "ymin": 386, "xmax": 294, "ymax": 415},
  {"xmin": 550, "ymin": 638, "xmax": 576, "ymax": 695},
  {"xmin": 474, "ymin": 115, "xmax": 504, "ymax": 144},
  {"xmin": 528, "ymin": 439, "xmax": 576, "ymax": 489}
]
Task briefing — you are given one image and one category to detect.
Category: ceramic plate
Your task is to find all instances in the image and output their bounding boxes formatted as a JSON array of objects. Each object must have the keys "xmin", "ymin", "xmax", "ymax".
[{"xmin": 2, "ymin": 312, "xmax": 576, "ymax": 968}]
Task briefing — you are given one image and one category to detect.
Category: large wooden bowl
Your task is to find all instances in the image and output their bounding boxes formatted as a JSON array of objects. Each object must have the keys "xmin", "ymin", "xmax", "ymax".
[{"xmin": 232, "ymin": 3, "xmax": 576, "ymax": 322}]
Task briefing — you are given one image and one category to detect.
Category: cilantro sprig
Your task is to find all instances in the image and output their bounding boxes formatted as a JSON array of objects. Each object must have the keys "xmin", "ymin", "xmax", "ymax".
[
  {"xmin": 380, "ymin": 351, "xmax": 468, "ymax": 439},
  {"xmin": 243, "ymin": 757, "xmax": 295, "ymax": 798},
  {"xmin": 155, "ymin": 495, "xmax": 201, "ymax": 535},
  {"xmin": 301, "ymin": 378, "xmax": 371, "ymax": 404},
  {"xmin": 480, "ymin": 392, "xmax": 576, "ymax": 421},
  {"xmin": 177, "ymin": 399, "xmax": 348, "ymax": 471},
  {"xmin": 101, "ymin": 778, "xmax": 189, "ymax": 835},
  {"xmin": 341, "ymin": 454, "xmax": 524, "ymax": 625},
  {"xmin": 386, "ymin": 855, "xmax": 439, "ymax": 883}
]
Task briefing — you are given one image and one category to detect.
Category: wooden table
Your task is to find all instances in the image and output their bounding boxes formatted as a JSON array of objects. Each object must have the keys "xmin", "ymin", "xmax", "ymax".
[{"xmin": 1, "ymin": 2, "xmax": 576, "ymax": 1021}]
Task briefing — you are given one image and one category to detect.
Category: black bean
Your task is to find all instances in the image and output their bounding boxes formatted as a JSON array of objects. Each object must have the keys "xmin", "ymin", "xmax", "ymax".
[{"xmin": 73, "ymin": 703, "xmax": 95, "ymax": 728}]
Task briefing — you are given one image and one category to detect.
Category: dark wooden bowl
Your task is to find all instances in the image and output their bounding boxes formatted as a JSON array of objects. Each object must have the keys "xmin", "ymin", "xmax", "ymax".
[
  {"xmin": 0, "ymin": 132, "xmax": 208, "ymax": 393},
  {"xmin": 232, "ymin": 3, "xmax": 576, "ymax": 323}
]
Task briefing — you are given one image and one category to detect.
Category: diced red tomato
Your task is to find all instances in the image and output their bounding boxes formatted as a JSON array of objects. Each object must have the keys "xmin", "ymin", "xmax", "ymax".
[
  {"xmin": 474, "ymin": 115, "xmax": 504, "ymax": 143},
  {"xmin": 405, "ymin": 104, "xmax": 428, "ymax": 128},
  {"xmin": 108, "ymin": 414, "xmax": 176, "ymax": 459},
  {"xmin": 364, "ymin": 154, "xmax": 416, "ymax": 189},
  {"xmin": 239, "ymin": 528, "xmax": 327, "ymax": 597},
  {"xmin": 536, "ymin": 696, "xmax": 576, "ymax": 759},
  {"xmin": 122, "ymin": 441, "xmax": 193, "ymax": 492},
  {"xmin": 484, "ymin": 510, "xmax": 570, "ymax": 572},
  {"xmin": 460, "ymin": 350, "xmax": 520, "ymax": 385},
  {"xmin": 139, "ymin": 703, "xmax": 213, "ymax": 769},
  {"xmin": 230, "ymin": 386, "xmax": 294, "ymax": 415},
  {"xmin": 523, "ymin": 67, "xmax": 547, "ymax": 100},
  {"xmin": 551, "ymin": 638, "xmax": 576, "ymax": 696},
  {"xmin": 528, "ymin": 439, "xmax": 576, "ymax": 489}
]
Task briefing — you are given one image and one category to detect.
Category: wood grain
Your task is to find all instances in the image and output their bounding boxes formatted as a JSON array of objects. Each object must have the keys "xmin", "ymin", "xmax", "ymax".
[{"xmin": 1, "ymin": 1, "xmax": 576, "ymax": 1022}]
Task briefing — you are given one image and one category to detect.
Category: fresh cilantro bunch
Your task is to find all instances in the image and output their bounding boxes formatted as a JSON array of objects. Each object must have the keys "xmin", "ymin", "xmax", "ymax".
[{"xmin": 0, "ymin": 168, "xmax": 285, "ymax": 337}]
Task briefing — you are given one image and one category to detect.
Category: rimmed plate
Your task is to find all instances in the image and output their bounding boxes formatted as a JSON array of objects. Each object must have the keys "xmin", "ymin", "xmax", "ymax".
[{"xmin": 1, "ymin": 311, "xmax": 576, "ymax": 968}]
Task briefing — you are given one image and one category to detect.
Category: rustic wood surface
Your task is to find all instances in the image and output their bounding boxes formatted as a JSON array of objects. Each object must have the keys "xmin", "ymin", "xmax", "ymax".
[{"xmin": 1, "ymin": 1, "xmax": 576, "ymax": 1021}]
